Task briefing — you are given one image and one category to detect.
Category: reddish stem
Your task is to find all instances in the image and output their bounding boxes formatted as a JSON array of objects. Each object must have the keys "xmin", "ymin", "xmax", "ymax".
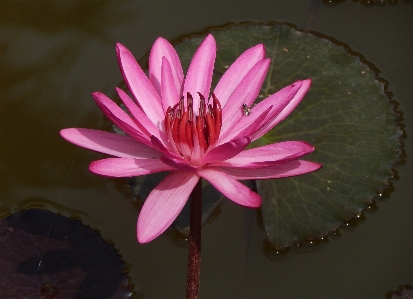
[{"xmin": 186, "ymin": 179, "xmax": 202, "ymax": 299}]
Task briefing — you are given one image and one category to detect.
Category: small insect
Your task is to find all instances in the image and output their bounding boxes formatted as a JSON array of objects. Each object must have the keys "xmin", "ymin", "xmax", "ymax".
[{"xmin": 242, "ymin": 103, "xmax": 254, "ymax": 116}]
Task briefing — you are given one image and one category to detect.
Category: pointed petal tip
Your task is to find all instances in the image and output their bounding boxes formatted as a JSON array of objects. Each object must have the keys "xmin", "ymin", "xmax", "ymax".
[
  {"xmin": 313, "ymin": 161, "xmax": 323, "ymax": 171},
  {"xmin": 59, "ymin": 127, "xmax": 78, "ymax": 141},
  {"xmin": 59, "ymin": 128, "xmax": 69, "ymax": 136},
  {"xmin": 116, "ymin": 42, "xmax": 127, "ymax": 51},
  {"xmin": 255, "ymin": 43, "xmax": 266, "ymax": 57},
  {"xmin": 298, "ymin": 140, "xmax": 315, "ymax": 152},
  {"xmin": 91, "ymin": 92, "xmax": 112, "ymax": 106},
  {"xmin": 205, "ymin": 33, "xmax": 215, "ymax": 40},
  {"xmin": 302, "ymin": 78, "xmax": 312, "ymax": 88},
  {"xmin": 91, "ymin": 91, "xmax": 104, "ymax": 101},
  {"xmin": 153, "ymin": 36, "xmax": 170, "ymax": 48},
  {"xmin": 115, "ymin": 86, "xmax": 128, "ymax": 98},
  {"xmin": 89, "ymin": 160, "xmax": 109, "ymax": 177},
  {"xmin": 300, "ymin": 160, "xmax": 323, "ymax": 174},
  {"xmin": 262, "ymin": 57, "xmax": 271, "ymax": 68},
  {"xmin": 115, "ymin": 43, "xmax": 127, "ymax": 56},
  {"xmin": 239, "ymin": 43, "xmax": 267, "ymax": 63},
  {"xmin": 60, "ymin": 128, "xmax": 76, "ymax": 142},
  {"xmin": 137, "ymin": 228, "xmax": 156, "ymax": 244},
  {"xmin": 240, "ymin": 193, "xmax": 262, "ymax": 208},
  {"xmin": 202, "ymin": 34, "xmax": 217, "ymax": 50},
  {"xmin": 154, "ymin": 36, "xmax": 167, "ymax": 42}
]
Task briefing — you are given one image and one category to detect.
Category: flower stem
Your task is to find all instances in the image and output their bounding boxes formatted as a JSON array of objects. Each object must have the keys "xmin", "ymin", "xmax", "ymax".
[{"xmin": 186, "ymin": 179, "xmax": 202, "ymax": 299}]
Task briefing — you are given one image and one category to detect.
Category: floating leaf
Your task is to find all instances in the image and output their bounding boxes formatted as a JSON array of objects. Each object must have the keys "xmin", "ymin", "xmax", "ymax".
[
  {"xmin": 174, "ymin": 23, "xmax": 401, "ymax": 249},
  {"xmin": 388, "ymin": 284, "xmax": 413, "ymax": 299},
  {"xmin": 0, "ymin": 209, "xmax": 132, "ymax": 299}
]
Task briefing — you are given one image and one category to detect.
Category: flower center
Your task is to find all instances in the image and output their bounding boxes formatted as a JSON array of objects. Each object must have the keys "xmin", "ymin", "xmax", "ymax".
[{"xmin": 164, "ymin": 92, "xmax": 222, "ymax": 162}]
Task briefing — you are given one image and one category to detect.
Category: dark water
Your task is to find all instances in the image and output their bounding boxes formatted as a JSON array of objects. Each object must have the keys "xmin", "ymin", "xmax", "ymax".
[{"xmin": 1, "ymin": 1, "xmax": 412, "ymax": 298}]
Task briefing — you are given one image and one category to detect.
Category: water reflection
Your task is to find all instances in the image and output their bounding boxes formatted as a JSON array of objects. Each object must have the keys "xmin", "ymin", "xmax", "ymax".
[
  {"xmin": 0, "ymin": 0, "xmax": 137, "ymax": 205},
  {"xmin": 0, "ymin": 0, "xmax": 135, "ymax": 38}
]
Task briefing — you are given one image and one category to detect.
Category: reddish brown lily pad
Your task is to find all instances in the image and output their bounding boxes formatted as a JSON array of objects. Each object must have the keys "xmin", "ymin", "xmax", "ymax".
[
  {"xmin": 388, "ymin": 284, "xmax": 413, "ymax": 299},
  {"xmin": 0, "ymin": 209, "xmax": 131, "ymax": 299}
]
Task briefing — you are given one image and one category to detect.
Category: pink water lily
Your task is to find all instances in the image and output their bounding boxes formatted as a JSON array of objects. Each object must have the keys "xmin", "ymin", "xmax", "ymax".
[{"xmin": 60, "ymin": 34, "xmax": 322, "ymax": 243}]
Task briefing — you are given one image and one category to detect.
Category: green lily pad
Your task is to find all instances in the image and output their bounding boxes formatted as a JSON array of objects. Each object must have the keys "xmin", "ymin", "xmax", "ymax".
[{"xmin": 174, "ymin": 23, "xmax": 401, "ymax": 249}]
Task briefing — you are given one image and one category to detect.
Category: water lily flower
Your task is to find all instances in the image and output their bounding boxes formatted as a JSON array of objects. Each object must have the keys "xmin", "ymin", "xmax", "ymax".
[{"xmin": 60, "ymin": 34, "xmax": 322, "ymax": 243}]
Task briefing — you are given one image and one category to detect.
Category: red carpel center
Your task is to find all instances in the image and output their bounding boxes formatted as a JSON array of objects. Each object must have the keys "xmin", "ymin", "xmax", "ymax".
[{"xmin": 165, "ymin": 92, "xmax": 222, "ymax": 162}]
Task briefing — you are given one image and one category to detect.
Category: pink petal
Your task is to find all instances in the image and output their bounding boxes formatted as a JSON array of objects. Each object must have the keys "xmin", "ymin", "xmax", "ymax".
[
  {"xmin": 220, "ymin": 58, "xmax": 270, "ymax": 137},
  {"xmin": 220, "ymin": 160, "xmax": 322, "ymax": 180},
  {"xmin": 150, "ymin": 135, "xmax": 182, "ymax": 159},
  {"xmin": 89, "ymin": 158, "xmax": 174, "ymax": 177},
  {"xmin": 116, "ymin": 43, "xmax": 164, "ymax": 124},
  {"xmin": 201, "ymin": 136, "xmax": 251, "ymax": 164},
  {"xmin": 116, "ymin": 88, "xmax": 170, "ymax": 148},
  {"xmin": 60, "ymin": 128, "xmax": 161, "ymax": 159},
  {"xmin": 182, "ymin": 34, "xmax": 216, "ymax": 113},
  {"xmin": 210, "ymin": 141, "xmax": 314, "ymax": 168},
  {"xmin": 198, "ymin": 168, "xmax": 262, "ymax": 208},
  {"xmin": 218, "ymin": 105, "xmax": 272, "ymax": 145},
  {"xmin": 149, "ymin": 37, "xmax": 184, "ymax": 97},
  {"xmin": 92, "ymin": 92, "xmax": 151, "ymax": 146},
  {"xmin": 160, "ymin": 155, "xmax": 196, "ymax": 171},
  {"xmin": 252, "ymin": 79, "xmax": 312, "ymax": 140},
  {"xmin": 213, "ymin": 44, "xmax": 266, "ymax": 107},
  {"xmin": 137, "ymin": 171, "xmax": 200, "ymax": 243},
  {"xmin": 161, "ymin": 57, "xmax": 180, "ymax": 111}
]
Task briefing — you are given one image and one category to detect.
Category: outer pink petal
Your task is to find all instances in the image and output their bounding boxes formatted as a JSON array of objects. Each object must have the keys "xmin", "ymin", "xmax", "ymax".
[
  {"xmin": 220, "ymin": 160, "xmax": 322, "ymax": 180},
  {"xmin": 92, "ymin": 92, "xmax": 151, "ymax": 146},
  {"xmin": 149, "ymin": 37, "xmax": 184, "ymax": 97},
  {"xmin": 198, "ymin": 168, "xmax": 262, "ymax": 208},
  {"xmin": 213, "ymin": 44, "xmax": 266, "ymax": 107},
  {"xmin": 60, "ymin": 128, "xmax": 161, "ymax": 159},
  {"xmin": 220, "ymin": 58, "xmax": 270, "ymax": 137},
  {"xmin": 116, "ymin": 43, "xmax": 164, "ymax": 124},
  {"xmin": 137, "ymin": 171, "xmax": 200, "ymax": 243},
  {"xmin": 252, "ymin": 79, "xmax": 312, "ymax": 140},
  {"xmin": 183, "ymin": 34, "xmax": 216, "ymax": 113},
  {"xmin": 201, "ymin": 136, "xmax": 251, "ymax": 164},
  {"xmin": 89, "ymin": 158, "xmax": 174, "ymax": 177},
  {"xmin": 161, "ymin": 57, "xmax": 180, "ymax": 111},
  {"xmin": 210, "ymin": 141, "xmax": 314, "ymax": 168}
]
